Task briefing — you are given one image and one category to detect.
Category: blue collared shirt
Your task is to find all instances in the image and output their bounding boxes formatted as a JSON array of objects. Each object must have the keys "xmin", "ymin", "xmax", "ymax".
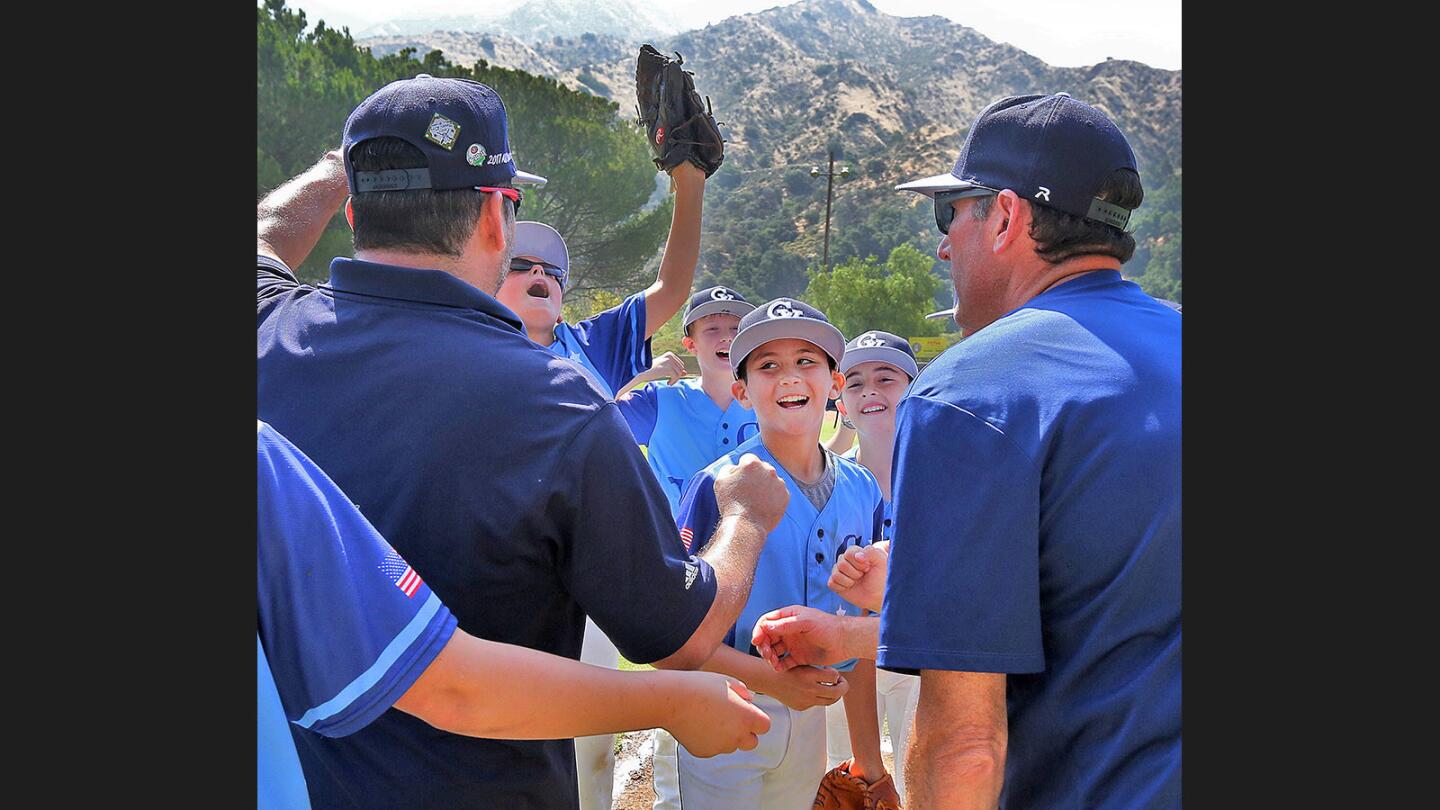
[{"xmin": 258, "ymin": 255, "xmax": 716, "ymax": 808}]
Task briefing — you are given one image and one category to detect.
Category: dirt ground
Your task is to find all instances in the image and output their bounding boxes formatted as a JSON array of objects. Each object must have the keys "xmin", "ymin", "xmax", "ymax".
[{"xmin": 610, "ymin": 728, "xmax": 896, "ymax": 809}]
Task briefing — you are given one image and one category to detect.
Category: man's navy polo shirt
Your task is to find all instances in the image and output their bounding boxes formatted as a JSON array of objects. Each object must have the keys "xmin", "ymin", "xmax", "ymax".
[
  {"xmin": 258, "ymin": 255, "xmax": 718, "ymax": 809},
  {"xmin": 878, "ymin": 270, "xmax": 1180, "ymax": 808}
]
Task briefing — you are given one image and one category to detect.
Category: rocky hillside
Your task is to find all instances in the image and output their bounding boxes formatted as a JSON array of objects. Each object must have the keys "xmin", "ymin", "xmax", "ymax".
[{"xmin": 358, "ymin": 0, "xmax": 1182, "ymax": 302}]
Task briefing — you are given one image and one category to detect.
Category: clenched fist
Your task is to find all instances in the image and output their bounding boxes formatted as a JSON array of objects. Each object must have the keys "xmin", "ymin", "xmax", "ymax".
[
  {"xmin": 639, "ymin": 351, "xmax": 688, "ymax": 386},
  {"xmin": 713, "ymin": 453, "xmax": 788, "ymax": 531},
  {"xmin": 664, "ymin": 671, "xmax": 771, "ymax": 757},
  {"xmin": 828, "ymin": 540, "xmax": 890, "ymax": 614}
]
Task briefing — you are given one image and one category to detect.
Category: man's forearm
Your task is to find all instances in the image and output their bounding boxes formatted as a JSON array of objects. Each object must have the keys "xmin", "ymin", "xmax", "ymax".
[
  {"xmin": 904, "ymin": 671, "xmax": 1007, "ymax": 809},
  {"xmin": 653, "ymin": 513, "xmax": 767, "ymax": 670},
  {"xmin": 843, "ymin": 614, "xmax": 881, "ymax": 661},
  {"xmin": 257, "ymin": 149, "xmax": 348, "ymax": 270}
]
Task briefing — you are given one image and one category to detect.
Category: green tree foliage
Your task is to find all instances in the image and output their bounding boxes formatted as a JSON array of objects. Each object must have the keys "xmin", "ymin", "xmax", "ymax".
[
  {"xmin": 1126, "ymin": 168, "xmax": 1182, "ymax": 304},
  {"xmin": 827, "ymin": 196, "xmax": 933, "ymax": 271},
  {"xmin": 257, "ymin": 0, "xmax": 668, "ymax": 289},
  {"xmin": 803, "ymin": 244, "xmax": 943, "ymax": 340}
]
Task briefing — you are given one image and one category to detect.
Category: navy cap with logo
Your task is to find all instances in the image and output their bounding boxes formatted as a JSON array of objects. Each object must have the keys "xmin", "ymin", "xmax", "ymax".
[
  {"xmin": 343, "ymin": 74, "xmax": 547, "ymax": 194},
  {"xmin": 896, "ymin": 93, "xmax": 1138, "ymax": 233},
  {"xmin": 683, "ymin": 286, "xmax": 755, "ymax": 329},
  {"xmin": 838, "ymin": 330, "xmax": 919, "ymax": 380},
  {"xmin": 729, "ymin": 298, "xmax": 846, "ymax": 378}
]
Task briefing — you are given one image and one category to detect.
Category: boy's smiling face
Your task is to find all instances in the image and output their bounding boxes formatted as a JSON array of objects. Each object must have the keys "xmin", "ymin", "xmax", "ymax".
[
  {"xmin": 732, "ymin": 338, "xmax": 844, "ymax": 439},
  {"xmin": 684, "ymin": 313, "xmax": 742, "ymax": 378},
  {"xmin": 840, "ymin": 361, "xmax": 911, "ymax": 434}
]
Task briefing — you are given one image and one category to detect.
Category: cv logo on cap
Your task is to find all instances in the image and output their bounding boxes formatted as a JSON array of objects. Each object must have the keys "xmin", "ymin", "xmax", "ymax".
[
  {"xmin": 711, "ymin": 287, "xmax": 737, "ymax": 301},
  {"xmin": 425, "ymin": 113, "xmax": 460, "ymax": 150},
  {"xmin": 767, "ymin": 299, "xmax": 804, "ymax": 318},
  {"xmin": 466, "ymin": 143, "xmax": 487, "ymax": 166},
  {"xmin": 855, "ymin": 332, "xmax": 884, "ymax": 348}
]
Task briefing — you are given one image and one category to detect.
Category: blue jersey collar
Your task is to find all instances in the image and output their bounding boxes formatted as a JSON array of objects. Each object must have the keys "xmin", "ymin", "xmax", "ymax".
[
  {"xmin": 326, "ymin": 257, "xmax": 524, "ymax": 332},
  {"xmin": 733, "ymin": 434, "xmax": 825, "ymax": 521}
]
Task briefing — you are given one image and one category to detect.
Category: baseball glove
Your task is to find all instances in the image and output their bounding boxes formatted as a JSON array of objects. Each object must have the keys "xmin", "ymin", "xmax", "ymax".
[
  {"xmin": 635, "ymin": 44, "xmax": 725, "ymax": 177},
  {"xmin": 813, "ymin": 758, "xmax": 903, "ymax": 810}
]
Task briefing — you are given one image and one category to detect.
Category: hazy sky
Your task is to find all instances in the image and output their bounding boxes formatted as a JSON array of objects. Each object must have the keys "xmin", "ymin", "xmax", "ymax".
[{"xmin": 287, "ymin": 0, "xmax": 1181, "ymax": 69}]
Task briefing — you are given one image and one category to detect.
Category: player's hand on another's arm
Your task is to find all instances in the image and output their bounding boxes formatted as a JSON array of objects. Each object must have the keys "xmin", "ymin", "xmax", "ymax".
[
  {"xmin": 750, "ymin": 605, "xmax": 850, "ymax": 671},
  {"xmin": 829, "ymin": 541, "xmax": 890, "ymax": 614},
  {"xmin": 645, "ymin": 351, "xmax": 688, "ymax": 385},
  {"xmin": 713, "ymin": 453, "xmax": 789, "ymax": 531},
  {"xmin": 661, "ymin": 671, "xmax": 771, "ymax": 757},
  {"xmin": 756, "ymin": 663, "xmax": 849, "ymax": 712}
]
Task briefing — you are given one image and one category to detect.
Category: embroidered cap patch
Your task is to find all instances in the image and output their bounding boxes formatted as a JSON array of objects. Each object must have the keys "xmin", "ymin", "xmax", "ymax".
[{"xmin": 425, "ymin": 113, "xmax": 460, "ymax": 150}]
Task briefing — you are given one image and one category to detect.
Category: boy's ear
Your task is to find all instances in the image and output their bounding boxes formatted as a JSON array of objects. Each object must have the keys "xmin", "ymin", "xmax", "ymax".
[
  {"xmin": 344, "ymin": 197, "xmax": 355, "ymax": 231},
  {"xmin": 829, "ymin": 370, "xmax": 845, "ymax": 400},
  {"xmin": 681, "ymin": 334, "xmax": 697, "ymax": 354},
  {"xmin": 731, "ymin": 378, "xmax": 752, "ymax": 410}
]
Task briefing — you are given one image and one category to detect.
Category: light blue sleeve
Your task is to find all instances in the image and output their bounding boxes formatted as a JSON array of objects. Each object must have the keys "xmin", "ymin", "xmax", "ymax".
[{"xmin": 615, "ymin": 382, "xmax": 661, "ymax": 444}]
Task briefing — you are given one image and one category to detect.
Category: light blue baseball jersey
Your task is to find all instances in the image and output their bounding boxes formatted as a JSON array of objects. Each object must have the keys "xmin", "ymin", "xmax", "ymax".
[
  {"xmin": 676, "ymin": 434, "xmax": 885, "ymax": 668},
  {"xmin": 257, "ymin": 420, "xmax": 458, "ymax": 809},
  {"xmin": 546, "ymin": 291, "xmax": 651, "ymax": 398},
  {"xmin": 617, "ymin": 378, "xmax": 760, "ymax": 517},
  {"xmin": 841, "ymin": 445, "xmax": 895, "ymax": 541}
]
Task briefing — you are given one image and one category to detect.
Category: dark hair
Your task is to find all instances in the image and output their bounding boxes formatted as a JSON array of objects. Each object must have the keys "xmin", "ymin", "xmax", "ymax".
[
  {"xmin": 736, "ymin": 351, "xmax": 837, "ymax": 383},
  {"xmin": 973, "ymin": 168, "xmax": 1144, "ymax": 264},
  {"xmin": 348, "ymin": 137, "xmax": 492, "ymax": 257}
]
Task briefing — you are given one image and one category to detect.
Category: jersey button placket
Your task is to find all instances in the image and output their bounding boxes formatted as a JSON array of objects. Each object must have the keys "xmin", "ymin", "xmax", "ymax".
[{"xmin": 815, "ymin": 529, "xmax": 825, "ymax": 563}]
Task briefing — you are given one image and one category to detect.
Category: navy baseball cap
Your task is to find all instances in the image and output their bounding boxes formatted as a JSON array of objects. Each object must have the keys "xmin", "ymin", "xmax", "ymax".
[
  {"xmin": 896, "ymin": 93, "xmax": 1138, "ymax": 231},
  {"xmin": 343, "ymin": 74, "xmax": 547, "ymax": 194},
  {"xmin": 683, "ymin": 286, "xmax": 755, "ymax": 328},
  {"xmin": 838, "ymin": 330, "xmax": 919, "ymax": 380},
  {"xmin": 729, "ymin": 298, "xmax": 845, "ymax": 378}
]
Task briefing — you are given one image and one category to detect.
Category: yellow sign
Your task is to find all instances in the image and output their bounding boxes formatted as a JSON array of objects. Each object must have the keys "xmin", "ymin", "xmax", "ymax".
[{"xmin": 908, "ymin": 336, "xmax": 949, "ymax": 360}]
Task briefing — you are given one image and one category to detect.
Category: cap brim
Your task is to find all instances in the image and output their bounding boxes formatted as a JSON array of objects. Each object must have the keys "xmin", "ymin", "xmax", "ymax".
[
  {"xmin": 838, "ymin": 346, "xmax": 918, "ymax": 379},
  {"xmin": 729, "ymin": 318, "xmax": 846, "ymax": 378},
  {"xmin": 925, "ymin": 307, "xmax": 956, "ymax": 320},
  {"xmin": 684, "ymin": 300, "xmax": 755, "ymax": 326},
  {"xmin": 513, "ymin": 169, "xmax": 547, "ymax": 187},
  {"xmin": 894, "ymin": 172, "xmax": 981, "ymax": 198}
]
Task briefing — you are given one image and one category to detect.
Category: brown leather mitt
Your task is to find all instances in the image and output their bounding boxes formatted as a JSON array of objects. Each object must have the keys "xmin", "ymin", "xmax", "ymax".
[{"xmin": 813, "ymin": 758, "xmax": 903, "ymax": 810}]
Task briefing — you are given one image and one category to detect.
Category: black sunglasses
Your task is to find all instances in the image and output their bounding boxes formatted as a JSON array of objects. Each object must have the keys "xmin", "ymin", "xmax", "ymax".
[
  {"xmin": 933, "ymin": 187, "xmax": 999, "ymax": 235},
  {"xmin": 508, "ymin": 258, "xmax": 568, "ymax": 288}
]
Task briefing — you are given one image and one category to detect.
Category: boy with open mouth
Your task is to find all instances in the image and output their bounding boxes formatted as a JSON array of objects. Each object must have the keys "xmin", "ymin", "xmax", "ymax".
[
  {"xmin": 670, "ymin": 298, "xmax": 894, "ymax": 808},
  {"xmin": 494, "ymin": 161, "xmax": 705, "ymax": 400}
]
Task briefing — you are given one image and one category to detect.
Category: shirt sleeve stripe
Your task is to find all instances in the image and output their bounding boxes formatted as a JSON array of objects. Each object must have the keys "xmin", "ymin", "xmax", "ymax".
[{"xmin": 294, "ymin": 592, "xmax": 444, "ymax": 729}]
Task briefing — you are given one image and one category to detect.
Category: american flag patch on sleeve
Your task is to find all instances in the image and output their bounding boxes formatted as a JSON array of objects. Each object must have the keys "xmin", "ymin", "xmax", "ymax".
[
  {"xmin": 679, "ymin": 526, "xmax": 695, "ymax": 551},
  {"xmin": 379, "ymin": 549, "xmax": 424, "ymax": 598}
]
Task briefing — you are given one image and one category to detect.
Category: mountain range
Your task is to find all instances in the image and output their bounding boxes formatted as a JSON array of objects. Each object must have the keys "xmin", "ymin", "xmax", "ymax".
[{"xmin": 354, "ymin": 0, "xmax": 1181, "ymax": 301}]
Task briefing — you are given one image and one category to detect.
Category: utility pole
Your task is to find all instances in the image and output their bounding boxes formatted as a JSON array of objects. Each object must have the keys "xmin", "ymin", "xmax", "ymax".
[{"xmin": 810, "ymin": 150, "xmax": 850, "ymax": 272}]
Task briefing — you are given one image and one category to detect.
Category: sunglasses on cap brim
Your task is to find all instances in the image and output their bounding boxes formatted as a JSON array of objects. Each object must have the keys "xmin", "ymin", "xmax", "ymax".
[
  {"xmin": 932, "ymin": 187, "xmax": 999, "ymax": 235},
  {"xmin": 477, "ymin": 185, "xmax": 523, "ymax": 216},
  {"xmin": 508, "ymin": 257, "xmax": 568, "ymax": 288}
]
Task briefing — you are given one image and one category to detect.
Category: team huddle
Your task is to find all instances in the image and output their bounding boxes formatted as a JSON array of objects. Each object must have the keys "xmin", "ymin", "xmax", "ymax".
[{"xmin": 258, "ymin": 44, "xmax": 1180, "ymax": 810}]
